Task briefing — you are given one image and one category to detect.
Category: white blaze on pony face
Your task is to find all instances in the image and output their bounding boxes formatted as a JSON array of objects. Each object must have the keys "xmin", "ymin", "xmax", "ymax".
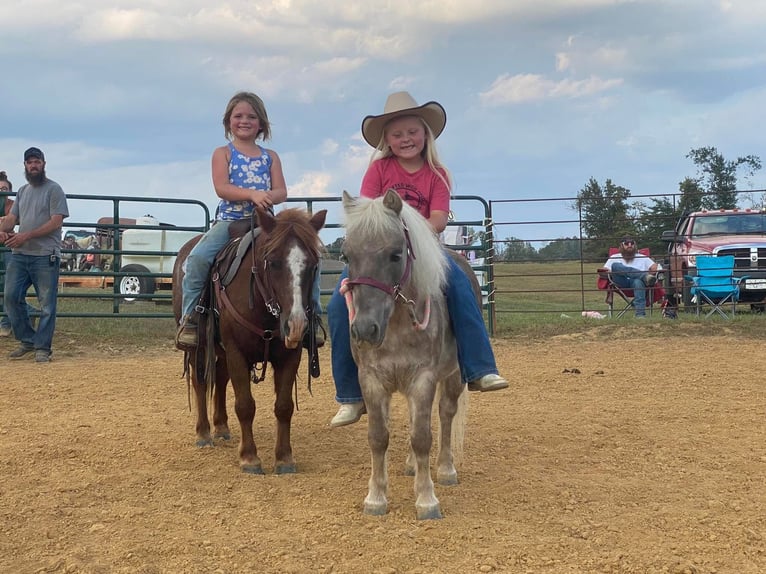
[{"xmin": 284, "ymin": 242, "xmax": 309, "ymax": 348}]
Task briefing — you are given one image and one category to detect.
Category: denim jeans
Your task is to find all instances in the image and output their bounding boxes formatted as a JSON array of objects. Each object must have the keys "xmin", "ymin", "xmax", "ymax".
[
  {"xmin": 0, "ymin": 250, "xmax": 38, "ymax": 329},
  {"xmin": 327, "ymin": 254, "xmax": 500, "ymax": 403},
  {"xmin": 4, "ymin": 253, "xmax": 60, "ymax": 352},
  {"xmin": 181, "ymin": 221, "xmax": 322, "ymax": 321},
  {"xmin": 609, "ymin": 262, "xmax": 649, "ymax": 316},
  {"xmin": 181, "ymin": 222, "xmax": 234, "ymax": 320}
]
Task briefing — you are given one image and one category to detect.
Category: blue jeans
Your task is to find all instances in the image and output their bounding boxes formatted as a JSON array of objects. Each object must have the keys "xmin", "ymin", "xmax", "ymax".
[
  {"xmin": 609, "ymin": 262, "xmax": 650, "ymax": 316},
  {"xmin": 5, "ymin": 253, "xmax": 60, "ymax": 352},
  {"xmin": 327, "ymin": 255, "xmax": 499, "ymax": 403},
  {"xmin": 181, "ymin": 222, "xmax": 234, "ymax": 320},
  {"xmin": 0, "ymin": 251, "xmax": 38, "ymax": 329},
  {"xmin": 181, "ymin": 221, "xmax": 323, "ymax": 321}
]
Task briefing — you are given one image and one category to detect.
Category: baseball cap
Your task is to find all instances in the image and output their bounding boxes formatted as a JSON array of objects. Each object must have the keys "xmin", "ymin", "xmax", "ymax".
[{"xmin": 24, "ymin": 147, "xmax": 45, "ymax": 161}]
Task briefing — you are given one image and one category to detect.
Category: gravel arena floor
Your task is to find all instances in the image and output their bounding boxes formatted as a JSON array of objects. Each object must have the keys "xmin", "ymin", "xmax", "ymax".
[{"xmin": 1, "ymin": 334, "xmax": 765, "ymax": 574}]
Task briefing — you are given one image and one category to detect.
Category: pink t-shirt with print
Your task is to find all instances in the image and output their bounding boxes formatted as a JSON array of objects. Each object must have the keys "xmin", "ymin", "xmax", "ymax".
[{"xmin": 360, "ymin": 156, "xmax": 450, "ymax": 219}]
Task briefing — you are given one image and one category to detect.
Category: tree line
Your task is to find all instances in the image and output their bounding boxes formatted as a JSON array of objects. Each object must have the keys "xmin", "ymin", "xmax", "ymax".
[{"xmin": 497, "ymin": 146, "xmax": 762, "ymax": 262}]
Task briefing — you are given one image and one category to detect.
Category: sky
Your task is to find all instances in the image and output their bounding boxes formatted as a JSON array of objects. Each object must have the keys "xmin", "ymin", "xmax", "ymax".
[{"xmin": 1, "ymin": 0, "xmax": 764, "ymax": 245}]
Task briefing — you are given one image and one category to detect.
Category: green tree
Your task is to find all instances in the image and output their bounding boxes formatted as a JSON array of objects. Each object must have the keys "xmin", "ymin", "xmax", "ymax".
[
  {"xmin": 498, "ymin": 237, "xmax": 538, "ymax": 261},
  {"xmin": 538, "ymin": 237, "xmax": 582, "ymax": 261},
  {"xmin": 686, "ymin": 147, "xmax": 762, "ymax": 209},
  {"xmin": 324, "ymin": 236, "xmax": 345, "ymax": 260},
  {"xmin": 677, "ymin": 177, "xmax": 704, "ymax": 214},
  {"xmin": 635, "ymin": 197, "xmax": 677, "ymax": 257},
  {"xmin": 574, "ymin": 177, "xmax": 635, "ymax": 259}
]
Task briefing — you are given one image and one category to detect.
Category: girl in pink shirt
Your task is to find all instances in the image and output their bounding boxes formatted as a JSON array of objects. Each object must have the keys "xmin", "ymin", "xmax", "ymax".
[{"xmin": 327, "ymin": 91, "xmax": 509, "ymax": 427}]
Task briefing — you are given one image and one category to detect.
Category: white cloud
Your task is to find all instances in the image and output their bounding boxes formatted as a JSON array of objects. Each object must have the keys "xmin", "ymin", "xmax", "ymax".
[
  {"xmin": 479, "ymin": 73, "xmax": 622, "ymax": 105},
  {"xmin": 289, "ymin": 171, "xmax": 333, "ymax": 198},
  {"xmin": 320, "ymin": 140, "xmax": 340, "ymax": 156}
]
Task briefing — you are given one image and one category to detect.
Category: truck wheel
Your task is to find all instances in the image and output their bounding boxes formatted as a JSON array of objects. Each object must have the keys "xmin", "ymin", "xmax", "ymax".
[{"xmin": 119, "ymin": 264, "xmax": 156, "ymax": 302}]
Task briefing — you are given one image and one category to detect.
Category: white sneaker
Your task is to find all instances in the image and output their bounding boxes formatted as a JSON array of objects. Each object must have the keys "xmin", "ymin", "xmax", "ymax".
[
  {"xmin": 467, "ymin": 374, "xmax": 509, "ymax": 392},
  {"xmin": 330, "ymin": 402, "xmax": 366, "ymax": 427},
  {"xmin": 0, "ymin": 326, "xmax": 11, "ymax": 337}
]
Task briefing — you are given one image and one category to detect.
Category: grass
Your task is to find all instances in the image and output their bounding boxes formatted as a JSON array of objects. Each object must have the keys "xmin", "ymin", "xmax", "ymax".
[
  {"xmin": 488, "ymin": 260, "xmax": 766, "ymax": 340},
  {"xmin": 9, "ymin": 259, "xmax": 766, "ymax": 352}
]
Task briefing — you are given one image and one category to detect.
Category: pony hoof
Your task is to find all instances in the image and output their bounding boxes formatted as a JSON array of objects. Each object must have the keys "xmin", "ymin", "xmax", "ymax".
[
  {"xmin": 363, "ymin": 502, "xmax": 388, "ymax": 516},
  {"xmin": 195, "ymin": 438, "xmax": 214, "ymax": 448},
  {"xmin": 275, "ymin": 463, "xmax": 296, "ymax": 474},
  {"xmin": 241, "ymin": 464, "xmax": 265, "ymax": 475},
  {"xmin": 437, "ymin": 473, "xmax": 459, "ymax": 486},
  {"xmin": 416, "ymin": 505, "xmax": 443, "ymax": 520},
  {"xmin": 213, "ymin": 431, "xmax": 231, "ymax": 441}
]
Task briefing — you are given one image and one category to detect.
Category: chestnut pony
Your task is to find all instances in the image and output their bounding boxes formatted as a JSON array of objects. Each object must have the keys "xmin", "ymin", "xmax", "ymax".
[
  {"xmin": 339, "ymin": 190, "xmax": 471, "ymax": 519},
  {"xmin": 172, "ymin": 207, "xmax": 326, "ymax": 474}
]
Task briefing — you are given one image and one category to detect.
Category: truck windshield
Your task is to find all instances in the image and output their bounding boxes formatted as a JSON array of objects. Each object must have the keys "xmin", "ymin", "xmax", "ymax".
[{"xmin": 692, "ymin": 214, "xmax": 766, "ymax": 237}]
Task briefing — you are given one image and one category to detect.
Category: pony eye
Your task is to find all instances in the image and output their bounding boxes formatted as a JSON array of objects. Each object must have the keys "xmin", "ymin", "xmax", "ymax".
[
  {"xmin": 390, "ymin": 252, "xmax": 402, "ymax": 263},
  {"xmin": 269, "ymin": 260, "xmax": 283, "ymax": 271}
]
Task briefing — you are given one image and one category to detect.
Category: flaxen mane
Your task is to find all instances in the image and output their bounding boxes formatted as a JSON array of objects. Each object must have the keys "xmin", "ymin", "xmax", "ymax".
[{"xmin": 343, "ymin": 196, "xmax": 447, "ymax": 300}]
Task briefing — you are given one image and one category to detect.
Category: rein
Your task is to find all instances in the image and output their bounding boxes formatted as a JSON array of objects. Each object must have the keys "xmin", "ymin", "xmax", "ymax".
[
  {"xmin": 212, "ymin": 218, "xmax": 320, "ymax": 386},
  {"xmin": 213, "ymin": 273, "xmax": 275, "ymax": 384},
  {"xmin": 210, "ymin": 213, "xmax": 279, "ymax": 384},
  {"xmin": 341, "ymin": 219, "xmax": 431, "ymax": 330}
]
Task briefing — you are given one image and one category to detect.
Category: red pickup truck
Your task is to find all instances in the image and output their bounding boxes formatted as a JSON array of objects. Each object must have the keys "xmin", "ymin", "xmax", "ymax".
[{"xmin": 662, "ymin": 208, "xmax": 766, "ymax": 307}]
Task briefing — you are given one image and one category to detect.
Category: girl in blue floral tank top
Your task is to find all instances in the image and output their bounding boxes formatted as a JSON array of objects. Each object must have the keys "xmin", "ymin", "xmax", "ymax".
[
  {"xmin": 177, "ymin": 92, "xmax": 288, "ymax": 347},
  {"xmin": 217, "ymin": 142, "xmax": 273, "ymax": 220}
]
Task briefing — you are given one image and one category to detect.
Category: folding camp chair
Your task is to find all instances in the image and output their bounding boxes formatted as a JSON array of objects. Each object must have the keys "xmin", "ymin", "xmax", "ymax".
[
  {"xmin": 597, "ymin": 247, "xmax": 665, "ymax": 318},
  {"xmin": 684, "ymin": 255, "xmax": 746, "ymax": 318}
]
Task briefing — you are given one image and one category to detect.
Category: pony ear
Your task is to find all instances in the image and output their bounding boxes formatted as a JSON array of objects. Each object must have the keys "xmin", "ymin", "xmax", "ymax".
[
  {"xmin": 310, "ymin": 209, "xmax": 327, "ymax": 232},
  {"xmin": 382, "ymin": 188, "xmax": 402, "ymax": 215},
  {"xmin": 341, "ymin": 190, "xmax": 355, "ymax": 210},
  {"xmin": 256, "ymin": 206, "xmax": 276, "ymax": 233}
]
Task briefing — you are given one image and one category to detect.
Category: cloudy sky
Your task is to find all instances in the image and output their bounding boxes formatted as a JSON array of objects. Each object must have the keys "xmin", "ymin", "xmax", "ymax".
[{"xmin": 1, "ymin": 0, "xmax": 764, "ymax": 243}]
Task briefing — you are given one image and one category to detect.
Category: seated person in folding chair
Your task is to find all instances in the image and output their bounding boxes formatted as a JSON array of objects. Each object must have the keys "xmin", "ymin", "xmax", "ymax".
[{"xmin": 602, "ymin": 236, "xmax": 660, "ymax": 318}]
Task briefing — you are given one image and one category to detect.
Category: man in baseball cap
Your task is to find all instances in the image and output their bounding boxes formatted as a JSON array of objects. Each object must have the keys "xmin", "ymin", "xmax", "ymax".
[
  {"xmin": 23, "ymin": 147, "xmax": 45, "ymax": 162},
  {"xmin": 0, "ymin": 146, "xmax": 68, "ymax": 361}
]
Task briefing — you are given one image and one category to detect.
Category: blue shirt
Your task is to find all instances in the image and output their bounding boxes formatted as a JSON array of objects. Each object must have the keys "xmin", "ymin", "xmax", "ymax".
[{"xmin": 216, "ymin": 142, "xmax": 272, "ymax": 221}]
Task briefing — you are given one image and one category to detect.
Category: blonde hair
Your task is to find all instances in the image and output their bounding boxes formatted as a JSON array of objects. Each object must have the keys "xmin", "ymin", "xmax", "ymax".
[
  {"xmin": 223, "ymin": 92, "xmax": 271, "ymax": 141},
  {"xmin": 371, "ymin": 115, "xmax": 452, "ymax": 191}
]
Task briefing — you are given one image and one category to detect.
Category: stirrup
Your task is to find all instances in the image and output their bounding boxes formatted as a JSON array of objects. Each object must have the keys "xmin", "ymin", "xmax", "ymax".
[{"xmin": 175, "ymin": 322, "xmax": 198, "ymax": 349}]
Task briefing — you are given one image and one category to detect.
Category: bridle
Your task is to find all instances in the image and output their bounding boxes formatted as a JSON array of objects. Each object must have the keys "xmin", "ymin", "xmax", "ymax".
[
  {"xmin": 214, "ymin": 226, "xmax": 319, "ymax": 382},
  {"xmin": 340, "ymin": 219, "xmax": 431, "ymax": 330}
]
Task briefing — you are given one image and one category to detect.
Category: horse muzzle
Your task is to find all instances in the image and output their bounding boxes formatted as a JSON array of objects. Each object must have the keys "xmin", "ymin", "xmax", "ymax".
[
  {"xmin": 350, "ymin": 317, "xmax": 386, "ymax": 347},
  {"xmin": 283, "ymin": 314, "xmax": 307, "ymax": 349}
]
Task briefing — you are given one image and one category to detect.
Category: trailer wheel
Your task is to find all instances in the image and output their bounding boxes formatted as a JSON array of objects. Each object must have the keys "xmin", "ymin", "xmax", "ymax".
[{"xmin": 119, "ymin": 264, "xmax": 156, "ymax": 302}]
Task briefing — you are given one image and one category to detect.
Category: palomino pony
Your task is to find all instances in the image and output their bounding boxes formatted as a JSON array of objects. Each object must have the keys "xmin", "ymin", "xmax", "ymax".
[
  {"xmin": 339, "ymin": 189, "xmax": 472, "ymax": 520},
  {"xmin": 172, "ymin": 207, "xmax": 327, "ymax": 474}
]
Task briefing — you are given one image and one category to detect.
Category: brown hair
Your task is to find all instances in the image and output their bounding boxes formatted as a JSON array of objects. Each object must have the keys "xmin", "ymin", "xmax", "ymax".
[
  {"xmin": 222, "ymin": 92, "xmax": 271, "ymax": 141},
  {"xmin": 0, "ymin": 171, "xmax": 11, "ymax": 192}
]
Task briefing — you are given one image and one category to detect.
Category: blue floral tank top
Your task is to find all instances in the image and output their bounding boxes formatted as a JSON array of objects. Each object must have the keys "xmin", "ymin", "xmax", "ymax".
[{"xmin": 216, "ymin": 142, "xmax": 272, "ymax": 221}]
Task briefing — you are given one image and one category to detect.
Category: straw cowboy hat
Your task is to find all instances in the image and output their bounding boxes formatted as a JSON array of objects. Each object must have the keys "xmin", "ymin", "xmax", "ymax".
[{"xmin": 361, "ymin": 91, "xmax": 447, "ymax": 147}]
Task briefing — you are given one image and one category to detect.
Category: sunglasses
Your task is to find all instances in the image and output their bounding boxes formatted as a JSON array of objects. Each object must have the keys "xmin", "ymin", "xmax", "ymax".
[{"xmin": 621, "ymin": 240, "xmax": 635, "ymax": 246}]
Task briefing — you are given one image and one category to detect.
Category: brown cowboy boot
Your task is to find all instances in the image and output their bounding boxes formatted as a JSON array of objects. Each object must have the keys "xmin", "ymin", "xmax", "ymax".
[{"xmin": 175, "ymin": 316, "xmax": 199, "ymax": 349}]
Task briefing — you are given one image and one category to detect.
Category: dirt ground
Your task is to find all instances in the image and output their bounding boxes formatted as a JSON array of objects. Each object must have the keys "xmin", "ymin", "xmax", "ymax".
[{"xmin": 1, "ymin": 334, "xmax": 765, "ymax": 574}]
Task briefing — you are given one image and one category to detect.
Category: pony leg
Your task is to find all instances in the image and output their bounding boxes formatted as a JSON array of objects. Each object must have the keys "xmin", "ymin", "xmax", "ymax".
[
  {"xmin": 212, "ymin": 358, "xmax": 231, "ymax": 440},
  {"xmin": 363, "ymin": 393, "xmax": 391, "ymax": 516},
  {"xmin": 227, "ymin": 351, "xmax": 263, "ymax": 474},
  {"xmin": 436, "ymin": 373, "xmax": 466, "ymax": 486},
  {"xmin": 190, "ymin": 351, "xmax": 213, "ymax": 448},
  {"xmin": 408, "ymin": 385, "xmax": 442, "ymax": 520},
  {"xmin": 272, "ymin": 358, "xmax": 300, "ymax": 474}
]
